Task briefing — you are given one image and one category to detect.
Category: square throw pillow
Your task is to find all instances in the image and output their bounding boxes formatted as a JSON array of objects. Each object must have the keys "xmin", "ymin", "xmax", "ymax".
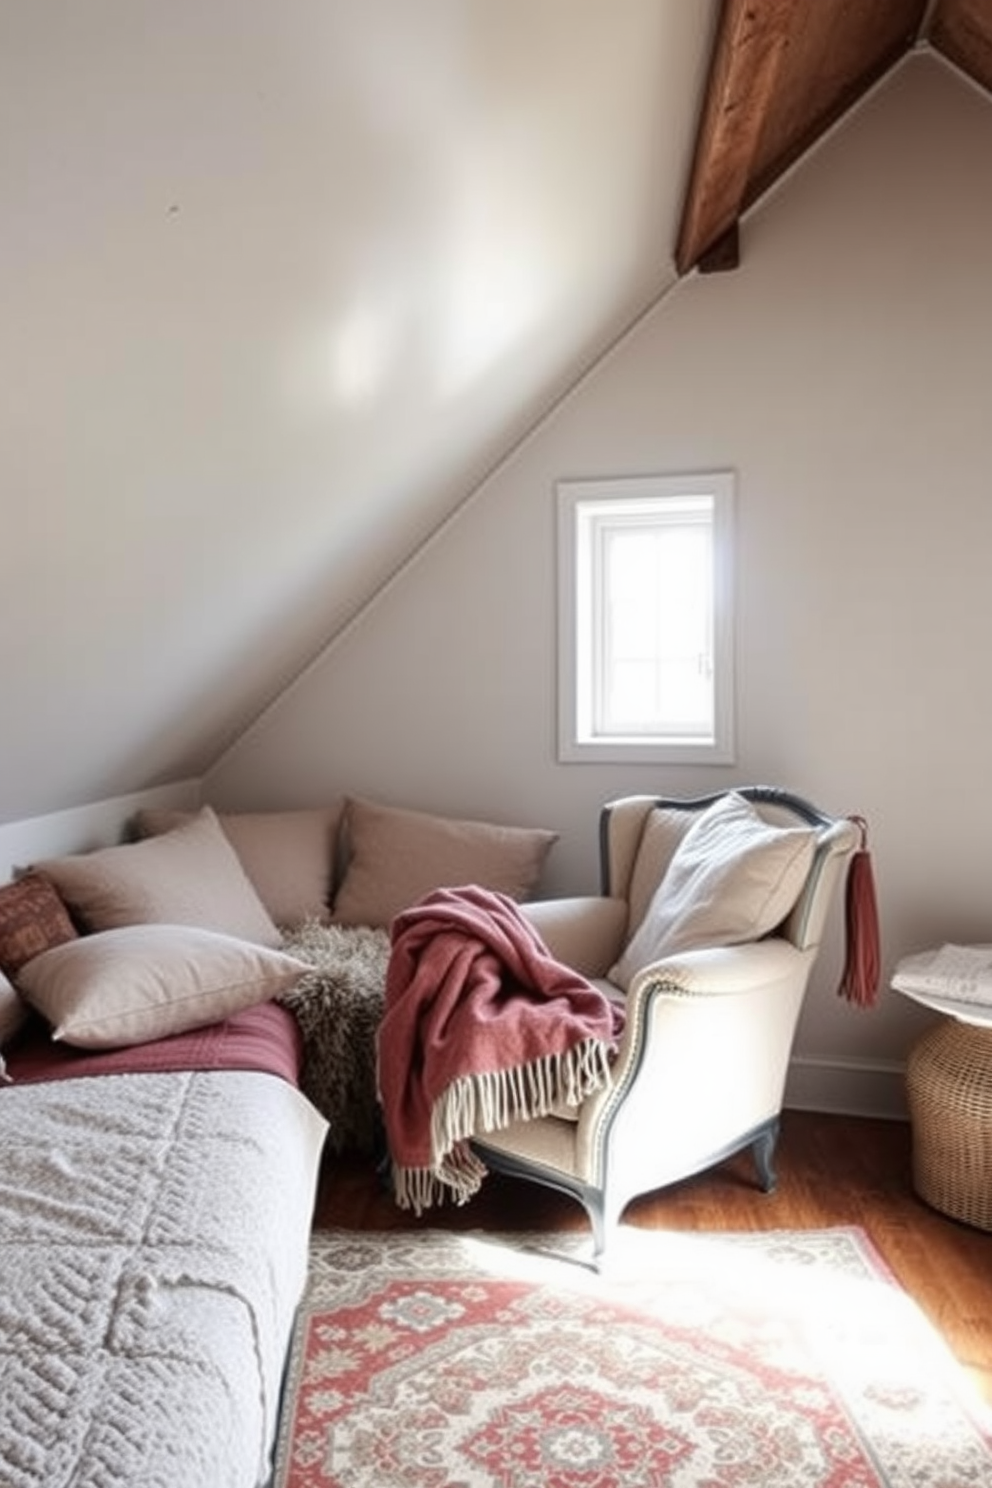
[
  {"xmin": 134, "ymin": 803, "xmax": 342, "ymax": 928},
  {"xmin": 15, "ymin": 924, "xmax": 309, "ymax": 1049},
  {"xmin": 0, "ymin": 871, "xmax": 79, "ymax": 977},
  {"xmin": 36, "ymin": 806, "xmax": 281, "ymax": 947},
  {"xmin": 611, "ymin": 791, "xmax": 817, "ymax": 991},
  {"xmin": 331, "ymin": 797, "xmax": 558, "ymax": 929}
]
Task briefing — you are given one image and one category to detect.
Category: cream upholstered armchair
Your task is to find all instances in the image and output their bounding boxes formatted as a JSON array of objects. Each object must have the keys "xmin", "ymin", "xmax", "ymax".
[{"xmin": 472, "ymin": 787, "xmax": 860, "ymax": 1259}]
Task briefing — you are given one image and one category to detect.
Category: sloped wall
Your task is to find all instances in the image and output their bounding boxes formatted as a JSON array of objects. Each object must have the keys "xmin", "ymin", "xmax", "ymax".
[
  {"xmin": 0, "ymin": 1, "xmax": 712, "ymax": 825},
  {"xmin": 208, "ymin": 55, "xmax": 992, "ymax": 1114}
]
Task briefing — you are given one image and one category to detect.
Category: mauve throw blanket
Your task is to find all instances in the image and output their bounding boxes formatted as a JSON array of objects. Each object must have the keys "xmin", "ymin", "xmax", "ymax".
[{"xmin": 378, "ymin": 885, "xmax": 625, "ymax": 1212}]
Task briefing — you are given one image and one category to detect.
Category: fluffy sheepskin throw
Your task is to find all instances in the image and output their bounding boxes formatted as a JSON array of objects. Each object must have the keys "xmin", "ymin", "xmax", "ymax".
[
  {"xmin": 378, "ymin": 885, "xmax": 625, "ymax": 1213},
  {"xmin": 278, "ymin": 921, "xmax": 391, "ymax": 1153}
]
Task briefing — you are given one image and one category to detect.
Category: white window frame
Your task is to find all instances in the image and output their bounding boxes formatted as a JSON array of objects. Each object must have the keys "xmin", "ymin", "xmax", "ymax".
[{"xmin": 557, "ymin": 471, "xmax": 735, "ymax": 764}]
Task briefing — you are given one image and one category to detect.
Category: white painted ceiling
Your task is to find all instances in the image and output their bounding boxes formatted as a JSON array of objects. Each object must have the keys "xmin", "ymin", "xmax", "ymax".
[{"xmin": 0, "ymin": 1, "xmax": 716, "ymax": 824}]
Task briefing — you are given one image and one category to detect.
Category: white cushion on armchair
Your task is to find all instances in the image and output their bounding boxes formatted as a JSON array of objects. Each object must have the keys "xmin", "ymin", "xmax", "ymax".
[{"xmin": 611, "ymin": 791, "xmax": 817, "ymax": 990}]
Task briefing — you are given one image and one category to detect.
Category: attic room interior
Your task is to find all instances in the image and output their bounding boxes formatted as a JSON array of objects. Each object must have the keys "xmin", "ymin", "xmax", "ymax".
[{"xmin": 3, "ymin": 2, "xmax": 992, "ymax": 1483}]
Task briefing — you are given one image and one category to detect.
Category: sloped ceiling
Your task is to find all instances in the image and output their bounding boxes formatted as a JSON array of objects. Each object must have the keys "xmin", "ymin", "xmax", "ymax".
[
  {"xmin": 4, "ymin": 1, "xmax": 992, "ymax": 826},
  {"xmin": 0, "ymin": 1, "xmax": 717, "ymax": 824}
]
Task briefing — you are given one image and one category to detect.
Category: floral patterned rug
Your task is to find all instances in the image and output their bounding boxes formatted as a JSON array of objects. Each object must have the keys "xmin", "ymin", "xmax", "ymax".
[{"xmin": 272, "ymin": 1225, "xmax": 992, "ymax": 1487}]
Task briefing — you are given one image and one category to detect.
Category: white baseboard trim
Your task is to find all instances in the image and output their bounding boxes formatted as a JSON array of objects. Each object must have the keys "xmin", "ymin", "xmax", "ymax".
[{"xmin": 785, "ymin": 1054, "xmax": 909, "ymax": 1121}]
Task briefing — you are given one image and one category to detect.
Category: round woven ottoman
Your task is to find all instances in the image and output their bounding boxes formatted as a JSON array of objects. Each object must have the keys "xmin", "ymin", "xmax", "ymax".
[{"xmin": 906, "ymin": 1018, "xmax": 992, "ymax": 1231}]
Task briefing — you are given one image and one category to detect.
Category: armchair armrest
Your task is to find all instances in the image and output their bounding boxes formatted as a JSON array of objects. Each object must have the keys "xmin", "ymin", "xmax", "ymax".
[
  {"xmin": 591, "ymin": 938, "xmax": 810, "ymax": 1123},
  {"xmin": 574, "ymin": 937, "xmax": 812, "ymax": 1187},
  {"xmin": 522, "ymin": 896, "xmax": 629, "ymax": 978},
  {"xmin": 626, "ymin": 938, "xmax": 805, "ymax": 1004}
]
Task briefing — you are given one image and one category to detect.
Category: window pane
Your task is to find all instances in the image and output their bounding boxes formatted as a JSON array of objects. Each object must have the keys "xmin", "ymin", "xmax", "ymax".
[
  {"xmin": 599, "ymin": 519, "xmax": 713, "ymax": 736},
  {"xmin": 557, "ymin": 472, "xmax": 734, "ymax": 764}
]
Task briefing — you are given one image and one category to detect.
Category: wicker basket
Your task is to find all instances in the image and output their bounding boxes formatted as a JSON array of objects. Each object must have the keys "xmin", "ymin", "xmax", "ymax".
[{"xmin": 906, "ymin": 1018, "xmax": 992, "ymax": 1231}]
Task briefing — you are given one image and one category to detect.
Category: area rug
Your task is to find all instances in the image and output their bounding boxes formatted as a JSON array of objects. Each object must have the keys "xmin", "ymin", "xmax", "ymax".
[{"xmin": 271, "ymin": 1225, "xmax": 992, "ymax": 1487}]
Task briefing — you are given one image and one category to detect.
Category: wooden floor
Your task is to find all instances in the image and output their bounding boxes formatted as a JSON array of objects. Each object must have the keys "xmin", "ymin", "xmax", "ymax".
[{"xmin": 314, "ymin": 1109, "xmax": 992, "ymax": 1406}]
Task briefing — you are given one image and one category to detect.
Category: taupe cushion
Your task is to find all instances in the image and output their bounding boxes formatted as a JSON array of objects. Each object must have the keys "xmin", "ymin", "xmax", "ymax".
[
  {"xmin": 611, "ymin": 791, "xmax": 817, "ymax": 990},
  {"xmin": 134, "ymin": 803, "xmax": 342, "ymax": 927},
  {"xmin": 37, "ymin": 807, "xmax": 281, "ymax": 947},
  {"xmin": 331, "ymin": 797, "xmax": 557, "ymax": 929},
  {"xmin": 16, "ymin": 924, "xmax": 309, "ymax": 1049}
]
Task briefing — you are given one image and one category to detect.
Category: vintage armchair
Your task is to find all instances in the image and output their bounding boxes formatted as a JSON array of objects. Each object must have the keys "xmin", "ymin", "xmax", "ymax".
[{"xmin": 472, "ymin": 787, "xmax": 861, "ymax": 1259}]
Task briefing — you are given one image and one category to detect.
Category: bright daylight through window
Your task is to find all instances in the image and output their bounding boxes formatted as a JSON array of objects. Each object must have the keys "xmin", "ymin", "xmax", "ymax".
[{"xmin": 557, "ymin": 472, "xmax": 735, "ymax": 764}]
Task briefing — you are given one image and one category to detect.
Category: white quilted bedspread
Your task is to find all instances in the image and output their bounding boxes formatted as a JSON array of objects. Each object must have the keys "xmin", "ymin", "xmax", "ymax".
[{"xmin": 0, "ymin": 1070, "xmax": 327, "ymax": 1488}]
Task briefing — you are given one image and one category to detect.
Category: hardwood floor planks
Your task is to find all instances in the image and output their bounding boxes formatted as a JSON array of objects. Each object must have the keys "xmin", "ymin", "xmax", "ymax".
[{"xmin": 313, "ymin": 1109, "xmax": 992, "ymax": 1404}]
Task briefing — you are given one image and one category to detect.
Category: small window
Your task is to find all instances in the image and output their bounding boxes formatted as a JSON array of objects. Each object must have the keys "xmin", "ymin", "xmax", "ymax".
[{"xmin": 557, "ymin": 472, "xmax": 735, "ymax": 764}]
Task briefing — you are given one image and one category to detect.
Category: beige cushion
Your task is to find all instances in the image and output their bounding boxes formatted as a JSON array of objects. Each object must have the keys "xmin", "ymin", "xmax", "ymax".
[
  {"xmin": 134, "ymin": 803, "xmax": 342, "ymax": 928},
  {"xmin": 0, "ymin": 968, "xmax": 27, "ymax": 1050},
  {"xmin": 624, "ymin": 807, "xmax": 695, "ymax": 934},
  {"xmin": 16, "ymin": 924, "xmax": 309, "ymax": 1049},
  {"xmin": 37, "ymin": 807, "xmax": 281, "ymax": 947},
  {"xmin": 522, "ymin": 897, "xmax": 629, "ymax": 979},
  {"xmin": 611, "ymin": 791, "xmax": 817, "ymax": 990},
  {"xmin": 332, "ymin": 797, "xmax": 558, "ymax": 929}
]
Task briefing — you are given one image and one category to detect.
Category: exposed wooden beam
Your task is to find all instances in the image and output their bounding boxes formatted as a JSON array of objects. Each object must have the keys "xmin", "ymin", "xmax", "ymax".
[
  {"xmin": 929, "ymin": 0, "xmax": 992, "ymax": 92},
  {"xmin": 675, "ymin": 0, "xmax": 928, "ymax": 277},
  {"xmin": 675, "ymin": 0, "xmax": 796, "ymax": 276},
  {"xmin": 697, "ymin": 222, "xmax": 740, "ymax": 274}
]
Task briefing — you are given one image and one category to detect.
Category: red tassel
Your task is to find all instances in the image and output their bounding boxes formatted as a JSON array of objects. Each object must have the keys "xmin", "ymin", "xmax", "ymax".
[{"xmin": 837, "ymin": 815, "xmax": 880, "ymax": 1007}]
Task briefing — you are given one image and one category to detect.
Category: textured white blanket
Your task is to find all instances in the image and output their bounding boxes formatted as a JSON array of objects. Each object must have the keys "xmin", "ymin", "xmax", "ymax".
[{"xmin": 0, "ymin": 1069, "xmax": 327, "ymax": 1488}]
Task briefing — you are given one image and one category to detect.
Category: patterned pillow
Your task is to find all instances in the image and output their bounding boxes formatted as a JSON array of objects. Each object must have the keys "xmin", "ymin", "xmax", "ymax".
[{"xmin": 0, "ymin": 872, "xmax": 79, "ymax": 977}]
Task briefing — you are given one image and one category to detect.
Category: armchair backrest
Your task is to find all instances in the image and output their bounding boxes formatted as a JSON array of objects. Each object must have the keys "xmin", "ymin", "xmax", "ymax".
[{"xmin": 599, "ymin": 787, "xmax": 860, "ymax": 955}]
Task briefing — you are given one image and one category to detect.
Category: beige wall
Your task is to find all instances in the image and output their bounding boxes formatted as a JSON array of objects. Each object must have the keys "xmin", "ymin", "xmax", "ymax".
[
  {"xmin": 0, "ymin": 1, "xmax": 711, "ymax": 824},
  {"xmin": 208, "ymin": 55, "xmax": 992, "ymax": 1115}
]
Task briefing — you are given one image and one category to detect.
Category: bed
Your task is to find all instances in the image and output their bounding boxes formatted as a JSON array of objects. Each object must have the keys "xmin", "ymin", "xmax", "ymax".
[
  {"xmin": 0, "ymin": 793, "xmax": 559, "ymax": 1486},
  {"xmin": 0, "ymin": 1002, "xmax": 327, "ymax": 1488}
]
